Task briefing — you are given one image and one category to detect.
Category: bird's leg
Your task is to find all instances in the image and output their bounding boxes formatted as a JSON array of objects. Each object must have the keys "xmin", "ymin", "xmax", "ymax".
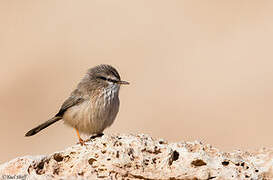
[
  {"xmin": 75, "ymin": 128, "xmax": 86, "ymax": 146},
  {"xmin": 90, "ymin": 133, "xmax": 104, "ymax": 140}
]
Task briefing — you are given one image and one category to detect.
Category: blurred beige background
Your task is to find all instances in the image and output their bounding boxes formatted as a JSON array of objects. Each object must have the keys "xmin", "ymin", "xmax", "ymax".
[{"xmin": 1, "ymin": 0, "xmax": 273, "ymax": 163}]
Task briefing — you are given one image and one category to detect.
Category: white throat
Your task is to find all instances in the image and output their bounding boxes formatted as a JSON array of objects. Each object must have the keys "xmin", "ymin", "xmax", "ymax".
[{"xmin": 103, "ymin": 84, "xmax": 120, "ymax": 106}]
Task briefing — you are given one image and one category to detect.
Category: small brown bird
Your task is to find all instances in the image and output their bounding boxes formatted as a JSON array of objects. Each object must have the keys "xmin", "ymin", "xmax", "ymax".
[{"xmin": 25, "ymin": 64, "xmax": 129, "ymax": 145}]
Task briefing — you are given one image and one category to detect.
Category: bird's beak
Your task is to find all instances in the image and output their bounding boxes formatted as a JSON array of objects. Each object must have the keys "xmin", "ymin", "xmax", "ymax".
[{"xmin": 117, "ymin": 80, "xmax": 130, "ymax": 85}]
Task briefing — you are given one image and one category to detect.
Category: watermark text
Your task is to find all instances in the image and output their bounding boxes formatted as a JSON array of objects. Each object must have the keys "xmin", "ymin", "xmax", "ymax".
[{"xmin": 2, "ymin": 174, "xmax": 27, "ymax": 180}]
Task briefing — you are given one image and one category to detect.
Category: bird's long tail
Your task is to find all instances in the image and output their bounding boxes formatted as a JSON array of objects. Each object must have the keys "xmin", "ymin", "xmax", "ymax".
[{"xmin": 25, "ymin": 117, "xmax": 62, "ymax": 136}]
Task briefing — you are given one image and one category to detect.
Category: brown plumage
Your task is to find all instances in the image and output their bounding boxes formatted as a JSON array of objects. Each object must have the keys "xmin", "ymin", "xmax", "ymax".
[{"xmin": 25, "ymin": 64, "xmax": 129, "ymax": 145}]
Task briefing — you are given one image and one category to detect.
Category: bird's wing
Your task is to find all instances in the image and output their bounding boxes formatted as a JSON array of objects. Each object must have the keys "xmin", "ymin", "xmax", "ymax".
[{"xmin": 55, "ymin": 90, "xmax": 85, "ymax": 117}]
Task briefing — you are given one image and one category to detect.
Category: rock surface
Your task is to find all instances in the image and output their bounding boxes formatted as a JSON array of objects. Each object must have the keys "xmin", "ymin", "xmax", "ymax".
[{"xmin": 0, "ymin": 134, "xmax": 272, "ymax": 180}]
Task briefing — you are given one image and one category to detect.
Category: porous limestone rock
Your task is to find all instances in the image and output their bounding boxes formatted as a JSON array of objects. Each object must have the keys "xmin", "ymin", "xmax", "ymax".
[{"xmin": 0, "ymin": 134, "xmax": 272, "ymax": 179}]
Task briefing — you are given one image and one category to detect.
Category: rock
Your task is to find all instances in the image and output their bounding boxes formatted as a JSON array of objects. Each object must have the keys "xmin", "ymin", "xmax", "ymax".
[{"xmin": 0, "ymin": 134, "xmax": 272, "ymax": 179}]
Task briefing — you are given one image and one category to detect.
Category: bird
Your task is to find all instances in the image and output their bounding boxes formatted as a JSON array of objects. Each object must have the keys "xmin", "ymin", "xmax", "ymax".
[{"xmin": 25, "ymin": 64, "xmax": 129, "ymax": 145}]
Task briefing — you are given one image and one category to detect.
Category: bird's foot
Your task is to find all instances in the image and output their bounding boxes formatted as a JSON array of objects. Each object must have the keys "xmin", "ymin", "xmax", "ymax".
[
  {"xmin": 77, "ymin": 138, "xmax": 89, "ymax": 146},
  {"xmin": 76, "ymin": 133, "xmax": 104, "ymax": 145},
  {"xmin": 75, "ymin": 128, "xmax": 89, "ymax": 146}
]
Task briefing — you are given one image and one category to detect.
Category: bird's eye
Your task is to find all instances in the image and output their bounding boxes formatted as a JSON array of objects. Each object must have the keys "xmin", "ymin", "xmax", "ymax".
[
  {"xmin": 97, "ymin": 76, "xmax": 118, "ymax": 83},
  {"xmin": 97, "ymin": 76, "xmax": 107, "ymax": 81}
]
